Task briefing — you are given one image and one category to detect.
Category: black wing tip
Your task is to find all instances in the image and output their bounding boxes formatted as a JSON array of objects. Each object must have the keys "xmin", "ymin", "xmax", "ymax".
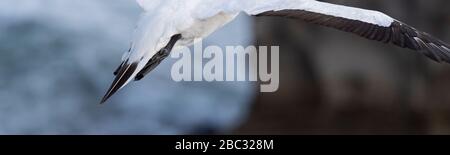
[
  {"xmin": 100, "ymin": 98, "xmax": 108, "ymax": 104},
  {"xmin": 390, "ymin": 21, "xmax": 450, "ymax": 63},
  {"xmin": 100, "ymin": 62, "xmax": 139, "ymax": 104},
  {"xmin": 100, "ymin": 91, "xmax": 114, "ymax": 104}
]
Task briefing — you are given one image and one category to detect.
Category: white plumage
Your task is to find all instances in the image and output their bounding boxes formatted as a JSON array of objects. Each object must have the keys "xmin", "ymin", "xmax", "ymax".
[{"xmin": 101, "ymin": 0, "xmax": 450, "ymax": 103}]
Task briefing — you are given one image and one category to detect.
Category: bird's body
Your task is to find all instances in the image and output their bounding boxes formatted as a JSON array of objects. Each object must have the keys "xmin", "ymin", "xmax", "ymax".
[{"xmin": 101, "ymin": 0, "xmax": 450, "ymax": 103}]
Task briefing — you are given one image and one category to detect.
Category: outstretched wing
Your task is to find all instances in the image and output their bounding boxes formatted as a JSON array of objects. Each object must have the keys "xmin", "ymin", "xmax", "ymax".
[{"xmin": 239, "ymin": 0, "xmax": 450, "ymax": 63}]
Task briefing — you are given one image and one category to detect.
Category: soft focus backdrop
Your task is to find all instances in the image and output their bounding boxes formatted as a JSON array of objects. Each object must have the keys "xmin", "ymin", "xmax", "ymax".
[
  {"xmin": 235, "ymin": 0, "xmax": 450, "ymax": 134},
  {"xmin": 0, "ymin": 0, "xmax": 255, "ymax": 134},
  {"xmin": 1, "ymin": 0, "xmax": 450, "ymax": 134}
]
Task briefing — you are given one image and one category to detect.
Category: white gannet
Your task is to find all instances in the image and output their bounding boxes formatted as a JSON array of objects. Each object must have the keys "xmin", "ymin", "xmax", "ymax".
[{"xmin": 101, "ymin": 0, "xmax": 450, "ymax": 103}]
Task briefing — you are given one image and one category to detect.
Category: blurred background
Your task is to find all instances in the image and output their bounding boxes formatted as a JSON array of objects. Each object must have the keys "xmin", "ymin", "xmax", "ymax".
[{"xmin": 0, "ymin": 0, "xmax": 449, "ymax": 134}]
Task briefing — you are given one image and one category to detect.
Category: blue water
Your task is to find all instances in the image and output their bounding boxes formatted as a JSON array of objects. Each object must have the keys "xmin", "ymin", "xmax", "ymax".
[{"xmin": 0, "ymin": 0, "xmax": 255, "ymax": 134}]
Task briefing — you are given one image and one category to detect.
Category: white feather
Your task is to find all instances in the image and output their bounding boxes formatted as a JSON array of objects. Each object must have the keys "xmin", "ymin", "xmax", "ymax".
[
  {"xmin": 120, "ymin": 0, "xmax": 396, "ymax": 84},
  {"xmin": 119, "ymin": 0, "xmax": 396, "ymax": 90},
  {"xmin": 194, "ymin": 0, "xmax": 394, "ymax": 27}
]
